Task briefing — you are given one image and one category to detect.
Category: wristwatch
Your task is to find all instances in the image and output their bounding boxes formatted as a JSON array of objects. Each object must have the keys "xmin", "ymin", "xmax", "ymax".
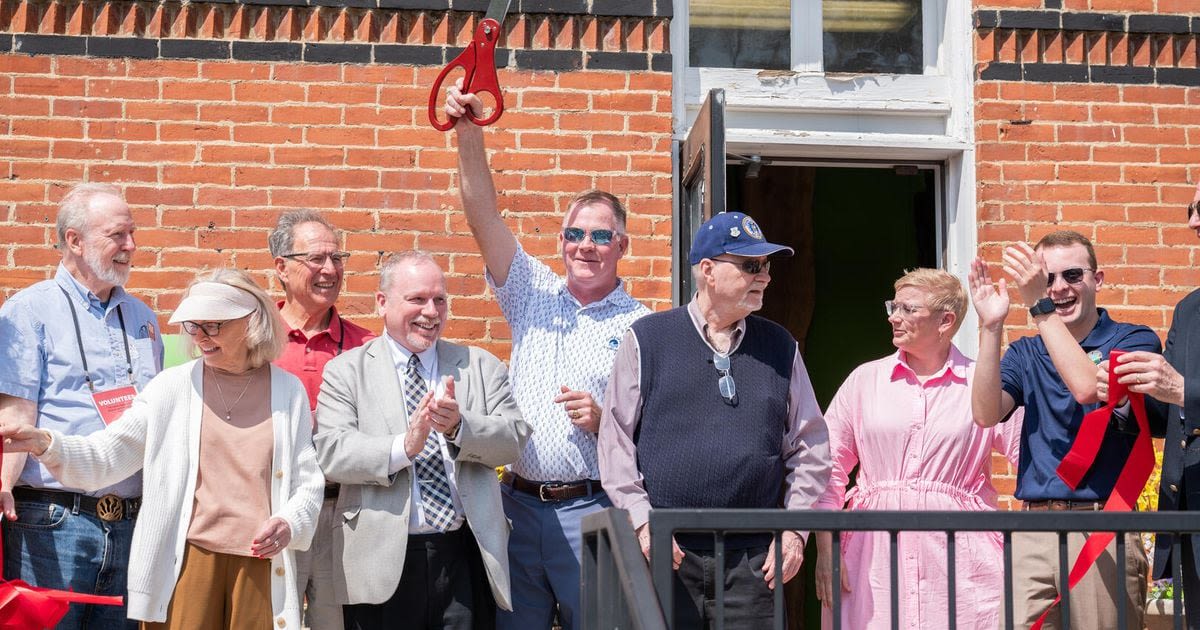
[{"xmin": 1029, "ymin": 297, "xmax": 1056, "ymax": 317}]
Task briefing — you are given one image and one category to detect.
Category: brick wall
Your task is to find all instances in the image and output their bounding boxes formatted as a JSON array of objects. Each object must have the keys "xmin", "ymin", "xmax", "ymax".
[
  {"xmin": 975, "ymin": 2, "xmax": 1200, "ymax": 507},
  {"xmin": 0, "ymin": 0, "xmax": 675, "ymax": 359}
]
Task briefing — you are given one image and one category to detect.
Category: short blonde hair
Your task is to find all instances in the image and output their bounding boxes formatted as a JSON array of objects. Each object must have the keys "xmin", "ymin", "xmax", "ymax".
[
  {"xmin": 183, "ymin": 269, "xmax": 284, "ymax": 369},
  {"xmin": 894, "ymin": 268, "xmax": 968, "ymax": 335}
]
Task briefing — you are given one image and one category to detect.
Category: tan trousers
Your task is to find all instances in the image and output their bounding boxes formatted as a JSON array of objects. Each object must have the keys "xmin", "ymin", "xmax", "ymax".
[
  {"xmin": 1001, "ymin": 531, "xmax": 1148, "ymax": 630},
  {"xmin": 142, "ymin": 543, "xmax": 272, "ymax": 630},
  {"xmin": 295, "ymin": 498, "xmax": 343, "ymax": 630}
]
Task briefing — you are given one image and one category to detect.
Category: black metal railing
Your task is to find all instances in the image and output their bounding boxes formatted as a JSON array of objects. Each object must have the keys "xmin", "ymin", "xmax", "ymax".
[
  {"xmin": 581, "ymin": 508, "xmax": 668, "ymax": 630},
  {"xmin": 582, "ymin": 508, "xmax": 1197, "ymax": 630}
]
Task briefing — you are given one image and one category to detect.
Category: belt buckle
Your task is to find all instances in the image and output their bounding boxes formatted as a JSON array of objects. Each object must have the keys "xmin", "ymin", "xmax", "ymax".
[
  {"xmin": 95, "ymin": 494, "xmax": 124, "ymax": 522},
  {"xmin": 538, "ymin": 483, "xmax": 560, "ymax": 502}
]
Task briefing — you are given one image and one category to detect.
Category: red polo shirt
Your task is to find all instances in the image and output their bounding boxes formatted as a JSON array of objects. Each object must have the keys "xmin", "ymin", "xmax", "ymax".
[{"xmin": 274, "ymin": 301, "xmax": 375, "ymax": 414}]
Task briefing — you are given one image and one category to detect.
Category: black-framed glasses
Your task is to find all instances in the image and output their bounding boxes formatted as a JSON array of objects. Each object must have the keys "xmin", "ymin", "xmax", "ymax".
[
  {"xmin": 884, "ymin": 300, "xmax": 926, "ymax": 318},
  {"xmin": 1188, "ymin": 201, "xmax": 1199, "ymax": 221},
  {"xmin": 562, "ymin": 227, "xmax": 617, "ymax": 245},
  {"xmin": 280, "ymin": 252, "xmax": 351, "ymax": 267},
  {"xmin": 1047, "ymin": 267, "xmax": 1091, "ymax": 286},
  {"xmin": 181, "ymin": 321, "xmax": 224, "ymax": 337},
  {"xmin": 711, "ymin": 257, "xmax": 770, "ymax": 275},
  {"xmin": 713, "ymin": 352, "xmax": 737, "ymax": 405}
]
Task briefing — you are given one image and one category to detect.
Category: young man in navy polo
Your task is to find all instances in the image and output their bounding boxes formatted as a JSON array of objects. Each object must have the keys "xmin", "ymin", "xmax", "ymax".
[{"xmin": 968, "ymin": 230, "xmax": 1161, "ymax": 628}]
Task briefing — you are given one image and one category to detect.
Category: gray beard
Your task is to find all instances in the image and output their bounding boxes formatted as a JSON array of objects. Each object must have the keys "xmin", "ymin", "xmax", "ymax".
[{"xmin": 84, "ymin": 247, "xmax": 130, "ymax": 288}]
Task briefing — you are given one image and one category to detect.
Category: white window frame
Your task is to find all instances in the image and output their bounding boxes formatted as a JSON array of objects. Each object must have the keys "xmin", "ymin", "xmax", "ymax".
[{"xmin": 671, "ymin": 0, "xmax": 980, "ymax": 353}]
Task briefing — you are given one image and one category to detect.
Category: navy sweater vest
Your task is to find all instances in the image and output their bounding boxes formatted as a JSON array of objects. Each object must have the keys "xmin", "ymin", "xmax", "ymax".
[{"xmin": 631, "ymin": 307, "xmax": 795, "ymax": 519}]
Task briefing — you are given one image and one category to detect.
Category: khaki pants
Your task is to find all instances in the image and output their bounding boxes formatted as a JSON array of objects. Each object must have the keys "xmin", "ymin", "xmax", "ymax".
[
  {"xmin": 295, "ymin": 498, "xmax": 342, "ymax": 630},
  {"xmin": 1001, "ymin": 531, "xmax": 1148, "ymax": 630},
  {"xmin": 142, "ymin": 543, "xmax": 272, "ymax": 630}
]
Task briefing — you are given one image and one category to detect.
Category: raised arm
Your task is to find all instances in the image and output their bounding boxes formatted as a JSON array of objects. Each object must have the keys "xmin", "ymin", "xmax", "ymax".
[
  {"xmin": 970, "ymin": 257, "xmax": 1016, "ymax": 427},
  {"xmin": 448, "ymin": 85, "xmax": 519, "ymax": 286},
  {"xmin": 1004, "ymin": 243, "xmax": 1099, "ymax": 403}
]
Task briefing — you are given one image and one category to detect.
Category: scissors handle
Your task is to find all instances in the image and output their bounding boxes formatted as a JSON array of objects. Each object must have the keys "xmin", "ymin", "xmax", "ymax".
[{"xmin": 428, "ymin": 18, "xmax": 505, "ymax": 132}]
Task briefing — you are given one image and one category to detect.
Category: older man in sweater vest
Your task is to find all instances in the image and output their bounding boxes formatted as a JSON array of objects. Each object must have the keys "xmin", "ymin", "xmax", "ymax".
[{"xmin": 599, "ymin": 211, "xmax": 831, "ymax": 629}]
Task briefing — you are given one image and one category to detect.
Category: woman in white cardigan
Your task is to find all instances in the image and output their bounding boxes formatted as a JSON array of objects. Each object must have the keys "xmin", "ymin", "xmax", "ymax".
[{"xmin": 0, "ymin": 269, "xmax": 324, "ymax": 629}]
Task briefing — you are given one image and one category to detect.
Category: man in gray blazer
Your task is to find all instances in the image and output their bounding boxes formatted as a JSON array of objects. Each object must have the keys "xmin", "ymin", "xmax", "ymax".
[{"xmin": 315, "ymin": 250, "xmax": 530, "ymax": 630}]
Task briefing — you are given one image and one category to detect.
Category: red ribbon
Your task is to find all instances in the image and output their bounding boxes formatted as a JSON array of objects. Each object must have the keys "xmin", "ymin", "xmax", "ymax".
[
  {"xmin": 0, "ymin": 440, "xmax": 124, "ymax": 629},
  {"xmin": 1031, "ymin": 349, "xmax": 1156, "ymax": 629}
]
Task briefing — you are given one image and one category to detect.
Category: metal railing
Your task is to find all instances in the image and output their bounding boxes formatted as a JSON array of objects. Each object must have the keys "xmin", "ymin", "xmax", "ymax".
[
  {"xmin": 581, "ymin": 508, "xmax": 668, "ymax": 630},
  {"xmin": 582, "ymin": 508, "xmax": 1198, "ymax": 630}
]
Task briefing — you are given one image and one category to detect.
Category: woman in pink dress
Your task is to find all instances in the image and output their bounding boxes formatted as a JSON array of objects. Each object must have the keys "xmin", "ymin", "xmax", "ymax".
[{"xmin": 814, "ymin": 268, "xmax": 1021, "ymax": 629}]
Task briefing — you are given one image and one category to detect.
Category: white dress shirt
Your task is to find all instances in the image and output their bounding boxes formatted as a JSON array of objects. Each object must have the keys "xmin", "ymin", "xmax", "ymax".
[{"xmin": 384, "ymin": 334, "xmax": 466, "ymax": 533}]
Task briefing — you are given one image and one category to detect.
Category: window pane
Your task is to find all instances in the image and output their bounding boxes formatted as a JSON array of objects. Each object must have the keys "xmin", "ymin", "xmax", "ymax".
[
  {"xmin": 689, "ymin": 0, "xmax": 790, "ymax": 70},
  {"xmin": 823, "ymin": 0, "xmax": 923, "ymax": 74}
]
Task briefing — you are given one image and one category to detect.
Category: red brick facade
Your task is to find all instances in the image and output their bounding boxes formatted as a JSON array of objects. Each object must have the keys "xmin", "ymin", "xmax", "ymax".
[{"xmin": 0, "ymin": 0, "xmax": 674, "ymax": 359}]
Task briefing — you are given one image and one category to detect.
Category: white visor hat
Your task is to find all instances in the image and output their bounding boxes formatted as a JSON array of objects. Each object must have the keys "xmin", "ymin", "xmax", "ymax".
[{"xmin": 168, "ymin": 282, "xmax": 257, "ymax": 324}]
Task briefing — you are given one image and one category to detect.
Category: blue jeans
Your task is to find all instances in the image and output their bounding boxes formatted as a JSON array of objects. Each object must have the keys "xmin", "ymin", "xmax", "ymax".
[
  {"xmin": 3, "ymin": 498, "xmax": 137, "ymax": 630},
  {"xmin": 496, "ymin": 484, "xmax": 610, "ymax": 630}
]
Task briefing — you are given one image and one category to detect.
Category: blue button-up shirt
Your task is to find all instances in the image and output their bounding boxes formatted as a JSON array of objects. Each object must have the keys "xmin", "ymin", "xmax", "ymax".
[
  {"xmin": 0, "ymin": 264, "xmax": 162, "ymax": 497},
  {"xmin": 1001, "ymin": 308, "xmax": 1161, "ymax": 501}
]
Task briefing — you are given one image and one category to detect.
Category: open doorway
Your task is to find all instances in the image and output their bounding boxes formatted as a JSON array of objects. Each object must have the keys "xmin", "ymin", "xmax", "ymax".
[{"xmin": 730, "ymin": 162, "xmax": 940, "ymax": 408}]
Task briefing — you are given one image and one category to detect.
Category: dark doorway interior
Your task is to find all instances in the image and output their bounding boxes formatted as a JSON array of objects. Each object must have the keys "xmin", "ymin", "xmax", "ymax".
[{"xmin": 729, "ymin": 163, "xmax": 938, "ymax": 407}]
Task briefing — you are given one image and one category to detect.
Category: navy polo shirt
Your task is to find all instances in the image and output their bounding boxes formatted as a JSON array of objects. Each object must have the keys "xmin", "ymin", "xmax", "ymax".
[{"xmin": 1001, "ymin": 308, "xmax": 1162, "ymax": 501}]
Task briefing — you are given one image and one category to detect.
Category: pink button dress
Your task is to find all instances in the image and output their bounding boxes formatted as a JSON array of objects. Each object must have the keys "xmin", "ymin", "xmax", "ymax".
[{"xmin": 816, "ymin": 346, "xmax": 1022, "ymax": 630}]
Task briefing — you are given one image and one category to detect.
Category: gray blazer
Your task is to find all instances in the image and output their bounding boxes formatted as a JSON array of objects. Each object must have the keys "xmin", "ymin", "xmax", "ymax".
[{"xmin": 314, "ymin": 336, "xmax": 530, "ymax": 609}]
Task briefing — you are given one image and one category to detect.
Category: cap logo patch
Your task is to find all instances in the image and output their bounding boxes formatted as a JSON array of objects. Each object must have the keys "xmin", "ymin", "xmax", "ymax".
[
  {"xmin": 742, "ymin": 216, "xmax": 763, "ymax": 239},
  {"xmin": 729, "ymin": 227, "xmax": 741, "ymax": 238}
]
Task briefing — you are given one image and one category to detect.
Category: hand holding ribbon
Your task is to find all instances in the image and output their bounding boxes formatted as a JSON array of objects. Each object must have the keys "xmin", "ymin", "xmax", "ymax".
[{"xmin": 1031, "ymin": 349, "xmax": 1155, "ymax": 629}]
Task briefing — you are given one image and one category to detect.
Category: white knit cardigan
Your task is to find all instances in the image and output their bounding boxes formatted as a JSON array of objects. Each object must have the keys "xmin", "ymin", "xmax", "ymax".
[{"xmin": 38, "ymin": 359, "xmax": 325, "ymax": 628}]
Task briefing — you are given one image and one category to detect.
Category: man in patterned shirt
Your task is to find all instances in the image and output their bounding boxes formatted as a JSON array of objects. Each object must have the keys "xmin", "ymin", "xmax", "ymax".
[{"xmin": 448, "ymin": 87, "xmax": 650, "ymax": 629}]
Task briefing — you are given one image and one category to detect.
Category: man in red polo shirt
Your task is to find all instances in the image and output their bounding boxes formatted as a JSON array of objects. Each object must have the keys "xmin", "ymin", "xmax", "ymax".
[{"xmin": 269, "ymin": 209, "xmax": 374, "ymax": 630}]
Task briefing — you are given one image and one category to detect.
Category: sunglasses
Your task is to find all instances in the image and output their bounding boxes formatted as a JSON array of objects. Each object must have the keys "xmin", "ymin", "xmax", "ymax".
[
  {"xmin": 713, "ymin": 352, "xmax": 737, "ymax": 406},
  {"xmin": 182, "ymin": 321, "xmax": 225, "ymax": 337},
  {"xmin": 1189, "ymin": 201, "xmax": 1199, "ymax": 221},
  {"xmin": 562, "ymin": 228, "xmax": 617, "ymax": 246},
  {"xmin": 1046, "ymin": 267, "xmax": 1091, "ymax": 285},
  {"xmin": 280, "ymin": 252, "xmax": 351, "ymax": 268},
  {"xmin": 711, "ymin": 257, "xmax": 771, "ymax": 274}
]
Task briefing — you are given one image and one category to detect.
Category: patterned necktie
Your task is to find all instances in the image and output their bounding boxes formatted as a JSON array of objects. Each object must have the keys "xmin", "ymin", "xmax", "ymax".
[{"xmin": 403, "ymin": 353, "xmax": 457, "ymax": 532}]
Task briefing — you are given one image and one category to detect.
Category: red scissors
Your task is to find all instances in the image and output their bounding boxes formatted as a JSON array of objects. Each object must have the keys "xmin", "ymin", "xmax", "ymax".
[{"xmin": 428, "ymin": 0, "xmax": 512, "ymax": 131}]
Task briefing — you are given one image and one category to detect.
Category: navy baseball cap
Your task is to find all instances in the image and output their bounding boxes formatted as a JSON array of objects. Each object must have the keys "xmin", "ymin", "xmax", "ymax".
[{"xmin": 688, "ymin": 212, "xmax": 794, "ymax": 265}]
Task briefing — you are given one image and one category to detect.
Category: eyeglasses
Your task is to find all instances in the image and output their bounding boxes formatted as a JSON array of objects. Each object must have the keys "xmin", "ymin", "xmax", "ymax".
[
  {"xmin": 711, "ymin": 257, "xmax": 771, "ymax": 275},
  {"xmin": 182, "ymin": 321, "xmax": 224, "ymax": 337},
  {"xmin": 713, "ymin": 352, "xmax": 737, "ymax": 405},
  {"xmin": 1046, "ymin": 267, "xmax": 1091, "ymax": 285},
  {"xmin": 280, "ymin": 252, "xmax": 351, "ymax": 267},
  {"xmin": 1188, "ymin": 201, "xmax": 1199, "ymax": 221},
  {"xmin": 884, "ymin": 300, "xmax": 927, "ymax": 318},
  {"xmin": 562, "ymin": 228, "xmax": 617, "ymax": 246}
]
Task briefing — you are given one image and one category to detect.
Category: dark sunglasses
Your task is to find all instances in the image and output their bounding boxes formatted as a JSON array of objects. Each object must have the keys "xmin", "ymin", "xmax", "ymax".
[
  {"xmin": 712, "ymin": 352, "xmax": 737, "ymax": 406},
  {"xmin": 562, "ymin": 228, "xmax": 617, "ymax": 246},
  {"xmin": 711, "ymin": 257, "xmax": 771, "ymax": 274},
  {"xmin": 182, "ymin": 321, "xmax": 224, "ymax": 337},
  {"xmin": 1189, "ymin": 201, "xmax": 1199, "ymax": 221},
  {"xmin": 1046, "ymin": 267, "xmax": 1091, "ymax": 285}
]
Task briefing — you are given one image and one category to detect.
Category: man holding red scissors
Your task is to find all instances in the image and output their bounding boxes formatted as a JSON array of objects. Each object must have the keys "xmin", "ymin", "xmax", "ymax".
[
  {"xmin": 446, "ymin": 86, "xmax": 649, "ymax": 629},
  {"xmin": 969, "ymin": 230, "xmax": 1160, "ymax": 628}
]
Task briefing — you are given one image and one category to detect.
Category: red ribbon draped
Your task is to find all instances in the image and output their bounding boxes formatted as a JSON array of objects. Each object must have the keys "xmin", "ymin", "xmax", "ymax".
[
  {"xmin": 1031, "ymin": 349, "xmax": 1156, "ymax": 629},
  {"xmin": 0, "ymin": 441, "xmax": 125, "ymax": 629}
]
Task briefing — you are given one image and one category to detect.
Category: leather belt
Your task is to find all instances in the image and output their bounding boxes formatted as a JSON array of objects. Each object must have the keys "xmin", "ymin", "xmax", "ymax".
[
  {"xmin": 501, "ymin": 471, "xmax": 602, "ymax": 502},
  {"xmin": 1022, "ymin": 499, "xmax": 1106, "ymax": 511},
  {"xmin": 13, "ymin": 487, "xmax": 140, "ymax": 522}
]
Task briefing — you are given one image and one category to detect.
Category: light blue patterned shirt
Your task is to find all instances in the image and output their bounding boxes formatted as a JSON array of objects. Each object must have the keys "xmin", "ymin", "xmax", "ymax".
[
  {"xmin": 487, "ymin": 246, "xmax": 649, "ymax": 482},
  {"xmin": 0, "ymin": 264, "xmax": 162, "ymax": 498}
]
